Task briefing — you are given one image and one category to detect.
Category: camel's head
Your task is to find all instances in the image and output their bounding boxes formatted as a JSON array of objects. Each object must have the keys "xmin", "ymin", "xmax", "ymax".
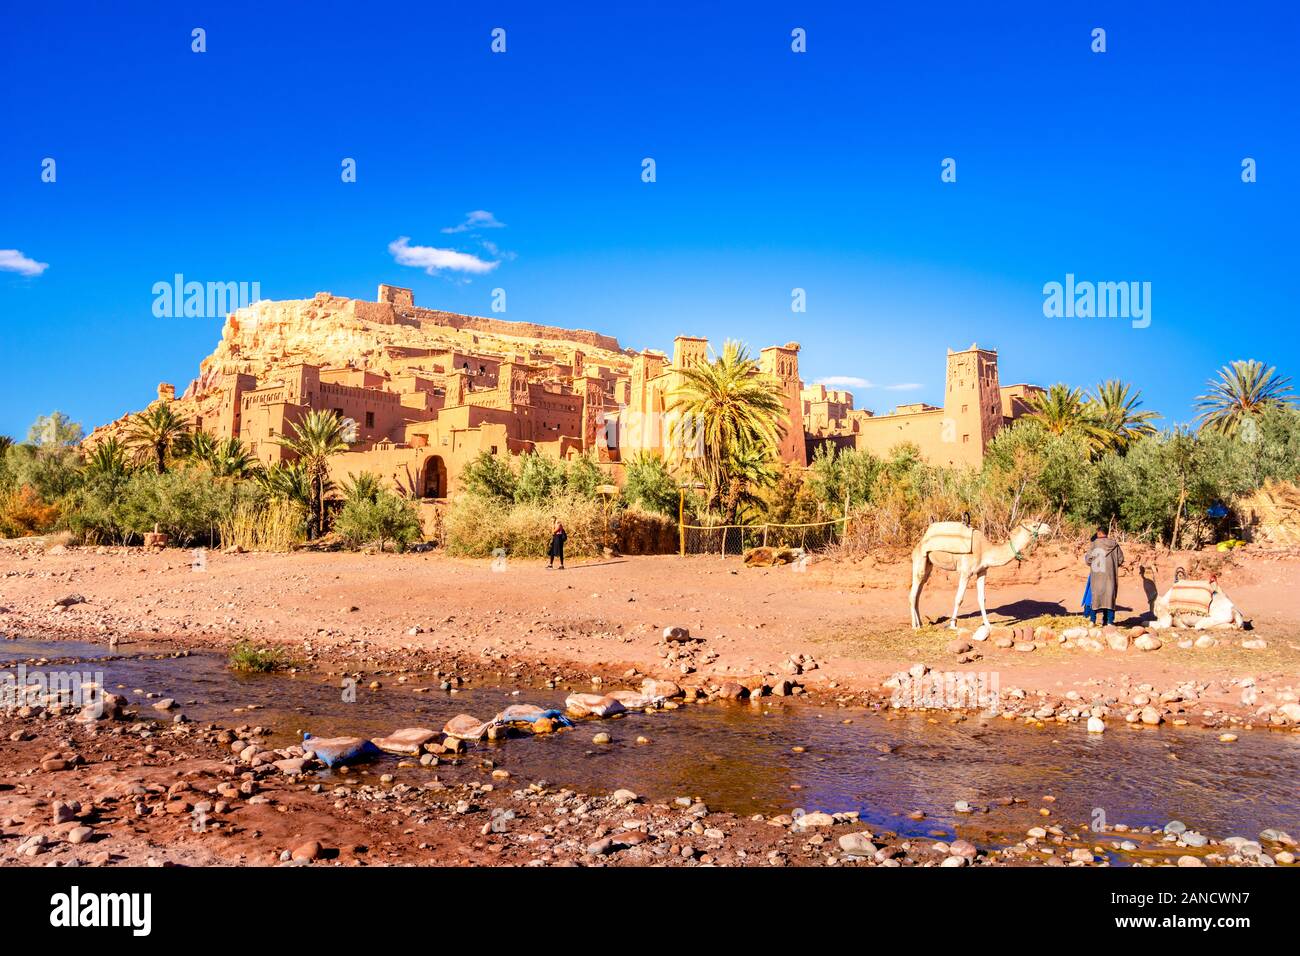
[{"xmin": 1020, "ymin": 520, "xmax": 1053, "ymax": 541}]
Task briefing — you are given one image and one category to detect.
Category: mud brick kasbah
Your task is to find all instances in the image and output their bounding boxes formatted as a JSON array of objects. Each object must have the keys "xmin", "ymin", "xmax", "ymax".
[{"xmin": 89, "ymin": 284, "xmax": 1043, "ymax": 521}]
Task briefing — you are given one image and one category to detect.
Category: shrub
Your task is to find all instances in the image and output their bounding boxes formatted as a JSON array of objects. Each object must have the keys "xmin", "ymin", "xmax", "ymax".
[
  {"xmin": 445, "ymin": 493, "xmax": 607, "ymax": 558},
  {"xmin": 228, "ymin": 641, "xmax": 288, "ymax": 673},
  {"xmin": 115, "ymin": 467, "xmax": 236, "ymax": 546},
  {"xmin": 217, "ymin": 497, "xmax": 307, "ymax": 552},
  {"xmin": 335, "ymin": 489, "xmax": 423, "ymax": 552},
  {"xmin": 515, "ymin": 452, "xmax": 567, "ymax": 504},
  {"xmin": 459, "ymin": 451, "xmax": 517, "ymax": 503},
  {"xmin": 0, "ymin": 485, "xmax": 61, "ymax": 537},
  {"xmin": 621, "ymin": 452, "xmax": 680, "ymax": 517}
]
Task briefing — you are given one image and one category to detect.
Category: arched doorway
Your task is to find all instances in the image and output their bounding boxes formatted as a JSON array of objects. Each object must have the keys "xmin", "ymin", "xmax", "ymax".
[{"xmin": 422, "ymin": 456, "xmax": 447, "ymax": 499}]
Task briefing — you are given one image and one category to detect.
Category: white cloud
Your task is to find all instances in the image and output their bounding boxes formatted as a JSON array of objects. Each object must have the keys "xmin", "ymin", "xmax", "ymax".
[
  {"xmin": 816, "ymin": 376, "xmax": 923, "ymax": 391},
  {"xmin": 441, "ymin": 210, "xmax": 506, "ymax": 234},
  {"xmin": 817, "ymin": 376, "xmax": 871, "ymax": 388},
  {"xmin": 389, "ymin": 236, "xmax": 498, "ymax": 275},
  {"xmin": 0, "ymin": 249, "xmax": 49, "ymax": 276}
]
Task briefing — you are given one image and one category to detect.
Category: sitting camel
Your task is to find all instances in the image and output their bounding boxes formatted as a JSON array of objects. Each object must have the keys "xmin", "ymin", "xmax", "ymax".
[
  {"xmin": 1149, "ymin": 572, "xmax": 1245, "ymax": 630},
  {"xmin": 909, "ymin": 520, "xmax": 1053, "ymax": 629}
]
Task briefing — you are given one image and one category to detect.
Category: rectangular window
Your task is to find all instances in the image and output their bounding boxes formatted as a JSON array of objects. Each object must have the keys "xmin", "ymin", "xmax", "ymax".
[{"xmin": 365, "ymin": 411, "xmax": 374, "ymax": 428}]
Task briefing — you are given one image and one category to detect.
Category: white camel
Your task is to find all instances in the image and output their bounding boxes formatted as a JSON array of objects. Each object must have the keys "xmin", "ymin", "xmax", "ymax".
[{"xmin": 909, "ymin": 520, "xmax": 1053, "ymax": 629}]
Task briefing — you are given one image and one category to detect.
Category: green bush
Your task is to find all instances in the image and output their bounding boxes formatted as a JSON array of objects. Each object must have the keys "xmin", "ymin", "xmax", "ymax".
[
  {"xmin": 335, "ymin": 489, "xmax": 423, "ymax": 552},
  {"xmin": 620, "ymin": 452, "xmax": 680, "ymax": 517},
  {"xmin": 228, "ymin": 640, "xmax": 289, "ymax": 673},
  {"xmin": 458, "ymin": 451, "xmax": 518, "ymax": 504}
]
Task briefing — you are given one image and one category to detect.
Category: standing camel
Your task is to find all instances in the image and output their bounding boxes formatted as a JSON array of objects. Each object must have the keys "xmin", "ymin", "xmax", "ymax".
[{"xmin": 909, "ymin": 520, "xmax": 1052, "ymax": 629}]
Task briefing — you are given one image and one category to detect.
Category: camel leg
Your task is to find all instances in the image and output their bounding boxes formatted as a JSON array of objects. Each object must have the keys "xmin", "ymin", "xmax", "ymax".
[
  {"xmin": 909, "ymin": 551, "xmax": 931, "ymax": 628},
  {"xmin": 976, "ymin": 570, "xmax": 990, "ymax": 628},
  {"xmin": 949, "ymin": 574, "xmax": 969, "ymax": 629}
]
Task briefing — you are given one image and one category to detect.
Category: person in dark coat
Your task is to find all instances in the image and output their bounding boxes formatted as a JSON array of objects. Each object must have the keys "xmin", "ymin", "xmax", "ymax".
[
  {"xmin": 1083, "ymin": 528, "xmax": 1124, "ymax": 626},
  {"xmin": 546, "ymin": 517, "xmax": 567, "ymax": 570}
]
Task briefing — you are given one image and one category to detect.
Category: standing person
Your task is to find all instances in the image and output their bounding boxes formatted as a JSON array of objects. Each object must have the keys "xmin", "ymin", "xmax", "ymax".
[
  {"xmin": 1083, "ymin": 528, "xmax": 1124, "ymax": 626},
  {"xmin": 546, "ymin": 517, "xmax": 567, "ymax": 570},
  {"xmin": 1081, "ymin": 532, "xmax": 1096, "ymax": 618}
]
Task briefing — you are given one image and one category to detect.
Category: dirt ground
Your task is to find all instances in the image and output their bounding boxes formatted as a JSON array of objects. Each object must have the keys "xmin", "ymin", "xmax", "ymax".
[
  {"xmin": 2, "ymin": 540, "xmax": 1298, "ymax": 718},
  {"xmin": 2, "ymin": 539, "xmax": 1298, "ymax": 868}
]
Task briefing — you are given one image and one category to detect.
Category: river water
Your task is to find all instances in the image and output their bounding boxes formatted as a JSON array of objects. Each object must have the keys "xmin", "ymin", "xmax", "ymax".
[{"xmin": 4, "ymin": 637, "xmax": 1297, "ymax": 844}]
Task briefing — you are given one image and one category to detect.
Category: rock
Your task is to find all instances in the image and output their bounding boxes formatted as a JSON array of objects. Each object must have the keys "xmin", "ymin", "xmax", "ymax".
[
  {"xmin": 1241, "ymin": 639, "xmax": 1267, "ymax": 650},
  {"xmin": 838, "ymin": 832, "xmax": 878, "ymax": 856},
  {"xmin": 1182, "ymin": 832, "xmax": 1208, "ymax": 847},
  {"xmin": 1105, "ymin": 630, "xmax": 1130, "ymax": 652},
  {"xmin": 949, "ymin": 839, "xmax": 978, "ymax": 859},
  {"xmin": 612, "ymin": 789, "xmax": 639, "ymax": 805},
  {"xmin": 67, "ymin": 826, "xmax": 94, "ymax": 845},
  {"xmin": 592, "ymin": 732, "xmax": 611, "ymax": 745},
  {"xmin": 1134, "ymin": 635, "xmax": 1162, "ymax": 652},
  {"xmin": 1164, "ymin": 820, "xmax": 1187, "ymax": 835},
  {"xmin": 1219, "ymin": 733, "xmax": 1238, "ymax": 742},
  {"xmin": 1177, "ymin": 855, "xmax": 1205, "ymax": 867},
  {"xmin": 940, "ymin": 855, "xmax": 965, "ymax": 867},
  {"xmin": 586, "ymin": 837, "xmax": 615, "ymax": 856},
  {"xmin": 53, "ymin": 594, "xmax": 86, "ymax": 607},
  {"xmin": 273, "ymin": 758, "xmax": 309, "ymax": 775},
  {"xmin": 793, "ymin": 811, "xmax": 836, "ymax": 828},
  {"xmin": 371, "ymin": 727, "xmax": 439, "ymax": 755},
  {"xmin": 717, "ymin": 682, "xmax": 748, "ymax": 700},
  {"xmin": 291, "ymin": 840, "xmax": 322, "ymax": 863},
  {"xmin": 1194, "ymin": 635, "xmax": 1217, "ymax": 649},
  {"xmin": 1086, "ymin": 716, "xmax": 1106, "ymax": 734},
  {"xmin": 662, "ymin": 626, "xmax": 692, "ymax": 643},
  {"xmin": 1140, "ymin": 706, "xmax": 1162, "ymax": 726},
  {"xmin": 946, "ymin": 639, "xmax": 972, "ymax": 655},
  {"xmin": 1014, "ymin": 642, "xmax": 1035, "ymax": 653},
  {"xmin": 1071, "ymin": 848, "xmax": 1095, "ymax": 863},
  {"xmin": 1260, "ymin": 828, "xmax": 1295, "ymax": 846},
  {"xmin": 954, "ymin": 800, "xmax": 974, "ymax": 814},
  {"xmin": 1278, "ymin": 703, "xmax": 1300, "ymax": 723}
]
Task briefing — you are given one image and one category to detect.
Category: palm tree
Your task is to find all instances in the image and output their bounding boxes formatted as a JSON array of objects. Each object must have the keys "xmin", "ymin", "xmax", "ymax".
[
  {"xmin": 255, "ymin": 460, "xmax": 313, "ymax": 508},
  {"xmin": 83, "ymin": 437, "xmax": 131, "ymax": 479},
  {"xmin": 125, "ymin": 402, "xmax": 191, "ymax": 473},
  {"xmin": 1086, "ymin": 380, "xmax": 1159, "ymax": 452},
  {"xmin": 667, "ymin": 340, "xmax": 787, "ymax": 519},
  {"xmin": 341, "ymin": 471, "xmax": 383, "ymax": 504},
  {"xmin": 1195, "ymin": 360, "xmax": 1294, "ymax": 435},
  {"xmin": 175, "ymin": 429, "xmax": 217, "ymax": 465},
  {"xmin": 210, "ymin": 437, "xmax": 260, "ymax": 480},
  {"xmin": 1025, "ymin": 383, "xmax": 1110, "ymax": 454},
  {"xmin": 276, "ymin": 409, "xmax": 347, "ymax": 537},
  {"xmin": 721, "ymin": 439, "xmax": 780, "ymax": 525}
]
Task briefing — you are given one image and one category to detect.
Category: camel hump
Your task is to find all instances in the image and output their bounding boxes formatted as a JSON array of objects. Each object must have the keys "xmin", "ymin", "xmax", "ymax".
[{"xmin": 921, "ymin": 521, "xmax": 977, "ymax": 554}]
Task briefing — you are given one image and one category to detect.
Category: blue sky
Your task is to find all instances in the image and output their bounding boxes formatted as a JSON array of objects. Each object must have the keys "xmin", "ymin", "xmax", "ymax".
[{"xmin": 1, "ymin": 1, "xmax": 1295, "ymax": 439}]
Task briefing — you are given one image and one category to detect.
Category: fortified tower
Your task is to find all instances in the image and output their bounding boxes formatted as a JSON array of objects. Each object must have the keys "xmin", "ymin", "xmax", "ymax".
[
  {"xmin": 760, "ymin": 343, "xmax": 806, "ymax": 466},
  {"xmin": 942, "ymin": 345, "xmax": 1002, "ymax": 467}
]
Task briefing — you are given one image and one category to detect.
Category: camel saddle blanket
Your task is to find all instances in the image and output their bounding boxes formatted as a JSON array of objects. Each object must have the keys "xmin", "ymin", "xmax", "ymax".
[
  {"xmin": 1167, "ymin": 580, "xmax": 1216, "ymax": 615},
  {"xmin": 924, "ymin": 522, "xmax": 976, "ymax": 555}
]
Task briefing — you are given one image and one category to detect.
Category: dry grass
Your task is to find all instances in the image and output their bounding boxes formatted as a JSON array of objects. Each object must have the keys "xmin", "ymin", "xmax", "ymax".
[{"xmin": 216, "ymin": 499, "xmax": 307, "ymax": 552}]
